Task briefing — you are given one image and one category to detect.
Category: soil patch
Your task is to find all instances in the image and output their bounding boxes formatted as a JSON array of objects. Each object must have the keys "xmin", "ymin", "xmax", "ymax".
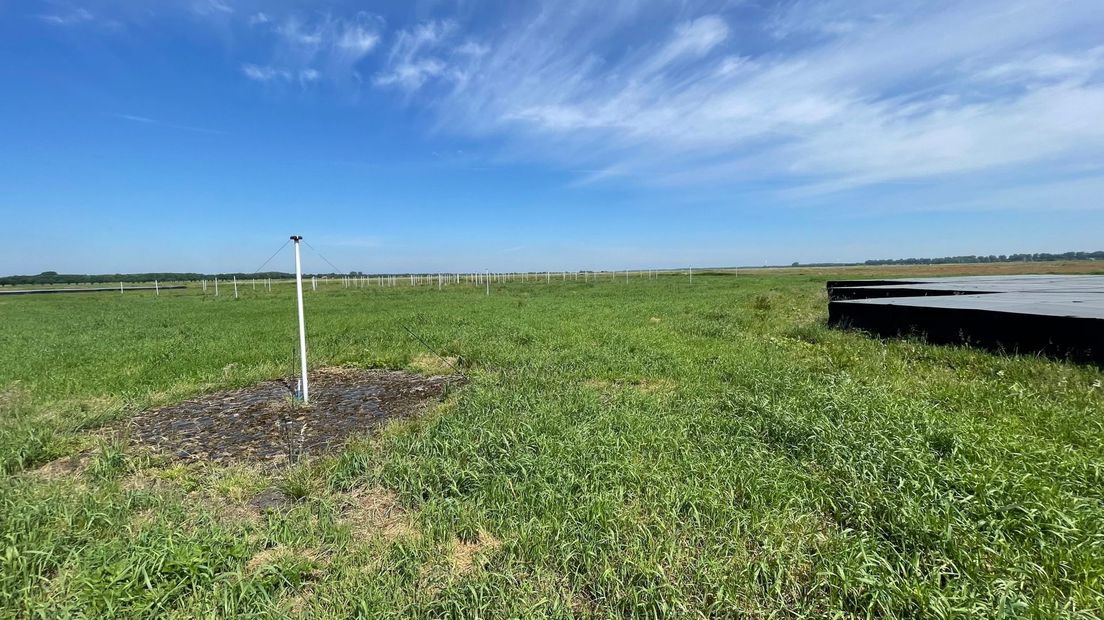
[
  {"xmin": 119, "ymin": 367, "xmax": 464, "ymax": 464},
  {"xmin": 250, "ymin": 487, "xmax": 291, "ymax": 513}
]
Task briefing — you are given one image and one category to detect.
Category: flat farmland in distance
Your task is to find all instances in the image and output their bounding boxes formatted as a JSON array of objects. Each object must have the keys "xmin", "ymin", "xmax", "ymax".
[
  {"xmin": 739, "ymin": 259, "xmax": 1104, "ymax": 278},
  {"xmin": 1, "ymin": 266, "xmax": 1102, "ymax": 618}
]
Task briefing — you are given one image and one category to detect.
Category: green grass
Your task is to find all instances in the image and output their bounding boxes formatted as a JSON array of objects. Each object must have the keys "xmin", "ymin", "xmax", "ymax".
[{"xmin": 1, "ymin": 272, "xmax": 1102, "ymax": 618}]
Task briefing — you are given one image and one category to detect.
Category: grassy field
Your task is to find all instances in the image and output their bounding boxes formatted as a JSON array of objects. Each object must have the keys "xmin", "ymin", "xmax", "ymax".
[{"xmin": 1, "ymin": 265, "xmax": 1102, "ymax": 618}]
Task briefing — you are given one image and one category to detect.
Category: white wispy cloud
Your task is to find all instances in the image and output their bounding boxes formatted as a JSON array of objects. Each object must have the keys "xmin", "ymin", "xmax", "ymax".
[
  {"xmin": 113, "ymin": 113, "xmax": 227, "ymax": 135},
  {"xmin": 766, "ymin": 0, "xmax": 901, "ymax": 40},
  {"xmin": 976, "ymin": 47, "xmax": 1104, "ymax": 85},
  {"xmin": 242, "ymin": 11, "xmax": 382, "ymax": 87},
  {"xmin": 241, "ymin": 63, "xmax": 289, "ymax": 82},
  {"xmin": 192, "ymin": 0, "xmax": 232, "ymax": 16},
  {"xmin": 37, "ymin": 7, "xmax": 94, "ymax": 25},
  {"xmin": 374, "ymin": 20, "xmax": 459, "ymax": 91},
  {"xmin": 335, "ymin": 24, "xmax": 380, "ymax": 54},
  {"xmin": 454, "ymin": 41, "xmax": 489, "ymax": 58},
  {"xmin": 637, "ymin": 15, "xmax": 729, "ymax": 77},
  {"xmin": 373, "ymin": 0, "xmax": 1104, "ymax": 203},
  {"xmin": 241, "ymin": 63, "xmax": 324, "ymax": 87},
  {"xmin": 275, "ymin": 17, "xmax": 324, "ymax": 46}
]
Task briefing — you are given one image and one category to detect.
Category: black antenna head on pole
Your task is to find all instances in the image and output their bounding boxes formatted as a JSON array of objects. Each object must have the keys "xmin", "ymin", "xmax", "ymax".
[{"xmin": 290, "ymin": 235, "xmax": 303, "ymax": 241}]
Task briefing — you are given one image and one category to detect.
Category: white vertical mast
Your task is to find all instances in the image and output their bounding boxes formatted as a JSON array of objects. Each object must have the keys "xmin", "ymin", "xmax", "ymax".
[{"xmin": 291, "ymin": 236, "xmax": 309, "ymax": 403}]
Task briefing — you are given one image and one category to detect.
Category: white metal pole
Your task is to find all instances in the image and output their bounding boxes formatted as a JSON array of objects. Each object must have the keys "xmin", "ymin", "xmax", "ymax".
[
  {"xmin": 689, "ymin": 266, "xmax": 692, "ymax": 284},
  {"xmin": 154, "ymin": 280, "xmax": 159, "ymax": 295},
  {"xmin": 215, "ymin": 277, "xmax": 219, "ymax": 296},
  {"xmin": 233, "ymin": 276, "xmax": 239, "ymax": 299},
  {"xmin": 291, "ymin": 236, "xmax": 309, "ymax": 403},
  {"xmin": 120, "ymin": 281, "xmax": 123, "ymax": 294}
]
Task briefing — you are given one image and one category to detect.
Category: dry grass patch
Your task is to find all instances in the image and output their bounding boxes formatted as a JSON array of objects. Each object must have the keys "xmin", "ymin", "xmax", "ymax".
[
  {"xmin": 209, "ymin": 463, "xmax": 269, "ymax": 502},
  {"xmin": 449, "ymin": 531, "xmax": 502, "ymax": 575},
  {"xmin": 53, "ymin": 395, "xmax": 122, "ymax": 419},
  {"xmin": 213, "ymin": 499, "xmax": 268, "ymax": 525},
  {"xmin": 281, "ymin": 587, "xmax": 316, "ymax": 617},
  {"xmin": 127, "ymin": 507, "xmax": 158, "ymax": 531},
  {"xmin": 120, "ymin": 471, "xmax": 165, "ymax": 493},
  {"xmin": 342, "ymin": 486, "xmax": 419, "ymax": 542},
  {"xmin": 584, "ymin": 378, "xmax": 675, "ymax": 395},
  {"xmin": 583, "ymin": 378, "xmax": 613, "ymax": 391},
  {"xmin": 633, "ymin": 378, "xmax": 676, "ymax": 394},
  {"xmin": 28, "ymin": 450, "xmax": 94, "ymax": 481},
  {"xmin": 244, "ymin": 546, "xmax": 326, "ymax": 575},
  {"xmin": 409, "ymin": 353, "xmax": 459, "ymax": 376}
]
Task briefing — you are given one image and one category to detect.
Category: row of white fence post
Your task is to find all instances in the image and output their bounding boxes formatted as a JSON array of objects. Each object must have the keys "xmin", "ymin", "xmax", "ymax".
[{"xmin": 119, "ymin": 268, "xmax": 705, "ymax": 298}]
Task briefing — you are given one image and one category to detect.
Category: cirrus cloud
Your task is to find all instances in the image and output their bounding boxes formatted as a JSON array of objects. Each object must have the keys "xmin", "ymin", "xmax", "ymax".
[{"xmin": 371, "ymin": 0, "xmax": 1104, "ymax": 201}]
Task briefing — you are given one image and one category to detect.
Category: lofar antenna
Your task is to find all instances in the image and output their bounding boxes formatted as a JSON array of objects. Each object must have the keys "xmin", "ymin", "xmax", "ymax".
[{"xmin": 291, "ymin": 236, "xmax": 309, "ymax": 403}]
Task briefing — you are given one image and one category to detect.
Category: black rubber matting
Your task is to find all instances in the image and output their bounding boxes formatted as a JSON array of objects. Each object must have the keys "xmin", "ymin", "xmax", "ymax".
[{"xmin": 827, "ymin": 275, "xmax": 1104, "ymax": 362}]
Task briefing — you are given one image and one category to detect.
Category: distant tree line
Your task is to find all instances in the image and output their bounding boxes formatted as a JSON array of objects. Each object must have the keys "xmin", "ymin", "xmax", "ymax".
[
  {"xmin": 0, "ymin": 271, "xmax": 296, "ymax": 286},
  {"xmin": 791, "ymin": 250, "xmax": 1103, "ymax": 268},
  {"xmin": 862, "ymin": 251, "xmax": 1104, "ymax": 266}
]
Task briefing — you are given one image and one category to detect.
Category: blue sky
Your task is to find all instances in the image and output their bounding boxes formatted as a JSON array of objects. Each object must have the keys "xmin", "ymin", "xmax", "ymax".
[{"xmin": 2, "ymin": 0, "xmax": 1103, "ymax": 274}]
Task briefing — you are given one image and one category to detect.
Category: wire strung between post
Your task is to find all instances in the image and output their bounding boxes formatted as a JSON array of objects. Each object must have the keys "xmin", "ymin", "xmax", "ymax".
[
  {"xmin": 252, "ymin": 239, "xmax": 292, "ymax": 274},
  {"xmin": 398, "ymin": 321, "xmax": 468, "ymax": 380},
  {"xmin": 302, "ymin": 239, "xmax": 345, "ymax": 275}
]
